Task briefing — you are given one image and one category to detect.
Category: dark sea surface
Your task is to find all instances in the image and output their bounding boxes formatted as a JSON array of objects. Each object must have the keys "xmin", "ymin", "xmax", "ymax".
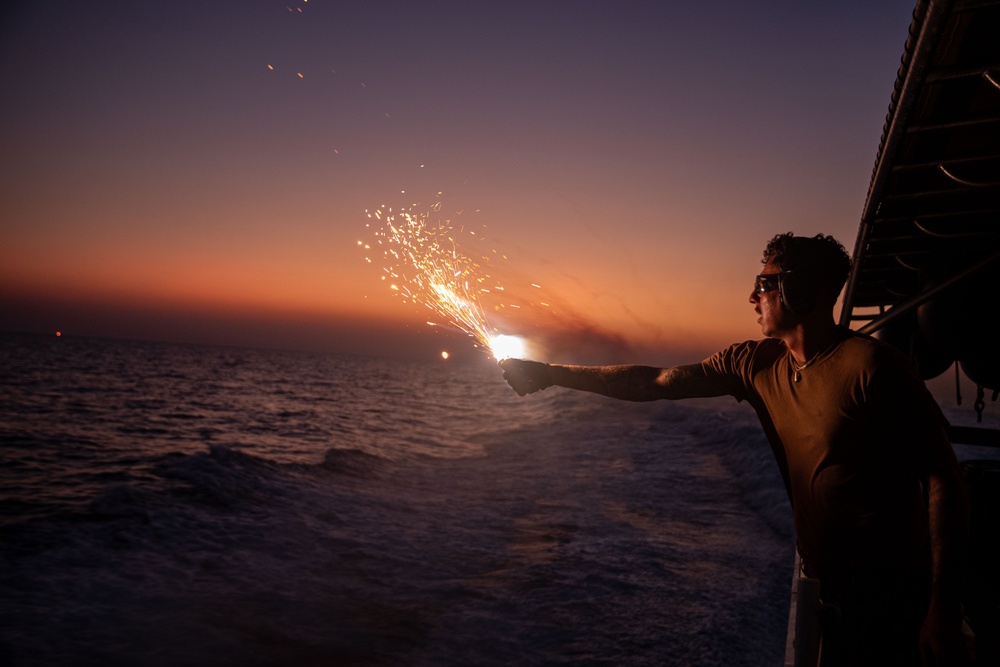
[{"xmin": 0, "ymin": 332, "xmax": 800, "ymax": 666}]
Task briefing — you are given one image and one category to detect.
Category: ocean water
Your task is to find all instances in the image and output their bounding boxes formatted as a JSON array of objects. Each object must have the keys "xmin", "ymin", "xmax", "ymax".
[{"xmin": 1, "ymin": 332, "xmax": 797, "ymax": 666}]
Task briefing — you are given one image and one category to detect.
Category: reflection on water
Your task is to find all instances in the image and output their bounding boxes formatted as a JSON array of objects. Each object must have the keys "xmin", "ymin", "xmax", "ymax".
[{"xmin": 1, "ymin": 332, "xmax": 794, "ymax": 666}]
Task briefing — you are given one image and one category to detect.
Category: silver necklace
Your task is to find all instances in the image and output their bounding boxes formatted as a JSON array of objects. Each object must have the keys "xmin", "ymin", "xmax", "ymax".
[{"xmin": 791, "ymin": 338, "xmax": 841, "ymax": 383}]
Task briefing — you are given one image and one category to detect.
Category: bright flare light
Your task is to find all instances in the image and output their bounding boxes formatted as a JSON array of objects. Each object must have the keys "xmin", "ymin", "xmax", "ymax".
[
  {"xmin": 362, "ymin": 202, "xmax": 526, "ymax": 359},
  {"xmin": 489, "ymin": 334, "xmax": 527, "ymax": 360}
]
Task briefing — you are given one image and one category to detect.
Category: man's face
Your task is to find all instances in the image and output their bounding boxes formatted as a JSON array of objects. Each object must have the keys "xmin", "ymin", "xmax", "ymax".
[{"xmin": 750, "ymin": 260, "xmax": 793, "ymax": 337}]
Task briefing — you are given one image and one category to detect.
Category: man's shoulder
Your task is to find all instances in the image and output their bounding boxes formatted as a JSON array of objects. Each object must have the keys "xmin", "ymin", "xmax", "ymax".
[
  {"xmin": 838, "ymin": 328, "xmax": 911, "ymax": 365},
  {"xmin": 836, "ymin": 328, "xmax": 932, "ymax": 394},
  {"xmin": 709, "ymin": 337, "xmax": 786, "ymax": 370},
  {"xmin": 723, "ymin": 337, "xmax": 785, "ymax": 353}
]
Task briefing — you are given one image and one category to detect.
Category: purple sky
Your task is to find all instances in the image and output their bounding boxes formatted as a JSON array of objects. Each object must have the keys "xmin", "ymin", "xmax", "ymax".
[{"xmin": 1, "ymin": 0, "xmax": 917, "ymax": 362}]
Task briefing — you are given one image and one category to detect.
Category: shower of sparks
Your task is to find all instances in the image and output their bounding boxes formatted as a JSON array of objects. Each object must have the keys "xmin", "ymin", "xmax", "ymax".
[{"xmin": 361, "ymin": 202, "xmax": 527, "ymax": 359}]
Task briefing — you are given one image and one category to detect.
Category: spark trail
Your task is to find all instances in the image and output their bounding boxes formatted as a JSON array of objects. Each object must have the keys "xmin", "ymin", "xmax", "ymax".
[{"xmin": 360, "ymin": 202, "xmax": 527, "ymax": 359}]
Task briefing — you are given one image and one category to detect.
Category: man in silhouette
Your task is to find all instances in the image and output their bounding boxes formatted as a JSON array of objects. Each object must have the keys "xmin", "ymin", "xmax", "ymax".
[{"xmin": 500, "ymin": 233, "xmax": 969, "ymax": 666}]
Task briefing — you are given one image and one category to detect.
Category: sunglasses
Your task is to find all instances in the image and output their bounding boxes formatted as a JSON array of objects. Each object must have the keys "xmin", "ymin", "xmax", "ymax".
[{"xmin": 754, "ymin": 273, "xmax": 782, "ymax": 294}]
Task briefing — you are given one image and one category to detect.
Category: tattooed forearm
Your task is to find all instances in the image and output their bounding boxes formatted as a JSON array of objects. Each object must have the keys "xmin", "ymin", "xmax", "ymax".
[{"xmin": 543, "ymin": 363, "xmax": 722, "ymax": 402}]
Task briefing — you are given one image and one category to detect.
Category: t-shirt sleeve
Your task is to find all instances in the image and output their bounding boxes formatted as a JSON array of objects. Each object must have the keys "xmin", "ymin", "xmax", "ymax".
[{"xmin": 700, "ymin": 340, "xmax": 762, "ymax": 402}]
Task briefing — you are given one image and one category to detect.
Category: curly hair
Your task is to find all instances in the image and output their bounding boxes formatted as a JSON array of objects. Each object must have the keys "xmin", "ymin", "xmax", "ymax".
[{"xmin": 762, "ymin": 232, "xmax": 852, "ymax": 304}]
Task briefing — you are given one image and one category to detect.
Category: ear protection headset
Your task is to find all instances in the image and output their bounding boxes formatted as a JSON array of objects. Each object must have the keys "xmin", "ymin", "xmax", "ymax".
[{"xmin": 778, "ymin": 271, "xmax": 817, "ymax": 314}]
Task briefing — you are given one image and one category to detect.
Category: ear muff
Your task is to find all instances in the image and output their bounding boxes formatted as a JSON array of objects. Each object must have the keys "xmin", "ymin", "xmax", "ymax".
[{"xmin": 779, "ymin": 271, "xmax": 816, "ymax": 314}]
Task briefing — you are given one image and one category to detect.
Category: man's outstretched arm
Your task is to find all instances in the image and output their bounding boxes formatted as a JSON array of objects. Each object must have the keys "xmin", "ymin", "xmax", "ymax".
[{"xmin": 499, "ymin": 359, "xmax": 724, "ymax": 401}]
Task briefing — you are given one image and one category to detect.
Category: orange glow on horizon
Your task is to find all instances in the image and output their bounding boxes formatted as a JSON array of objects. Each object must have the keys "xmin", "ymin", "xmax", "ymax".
[{"xmin": 0, "ymin": 200, "xmax": 754, "ymax": 362}]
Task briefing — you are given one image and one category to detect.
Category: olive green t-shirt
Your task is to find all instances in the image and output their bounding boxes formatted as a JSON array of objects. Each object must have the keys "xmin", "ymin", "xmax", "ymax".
[{"xmin": 701, "ymin": 327, "xmax": 946, "ymax": 568}]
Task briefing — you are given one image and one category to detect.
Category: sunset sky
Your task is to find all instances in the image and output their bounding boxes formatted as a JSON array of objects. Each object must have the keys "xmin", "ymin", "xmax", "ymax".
[{"xmin": 1, "ymin": 0, "xmax": 917, "ymax": 363}]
